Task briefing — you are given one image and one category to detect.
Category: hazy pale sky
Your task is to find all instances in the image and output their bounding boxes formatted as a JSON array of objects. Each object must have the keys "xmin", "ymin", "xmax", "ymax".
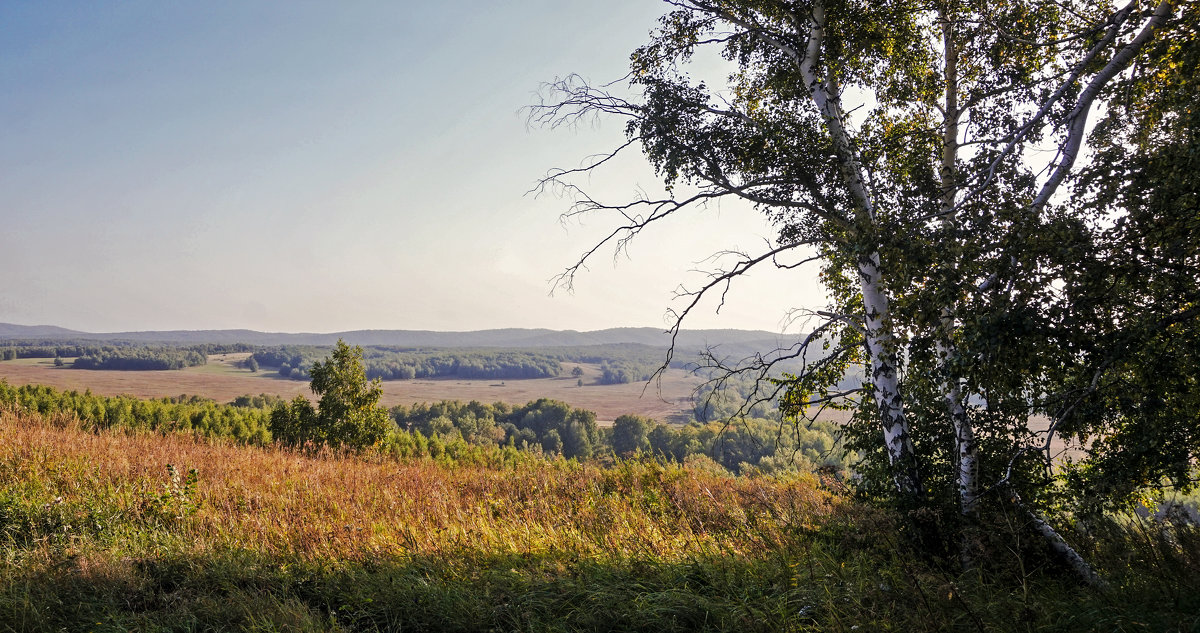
[{"xmin": 1, "ymin": 1, "xmax": 826, "ymax": 334}]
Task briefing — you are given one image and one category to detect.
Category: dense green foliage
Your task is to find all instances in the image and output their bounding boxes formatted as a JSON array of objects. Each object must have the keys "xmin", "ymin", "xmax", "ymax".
[
  {"xmin": 229, "ymin": 393, "xmax": 285, "ymax": 409},
  {"xmin": 390, "ymin": 399, "xmax": 600, "ymax": 460},
  {"xmin": 1051, "ymin": 2, "xmax": 1200, "ymax": 516},
  {"xmin": 0, "ymin": 381, "xmax": 272, "ymax": 444},
  {"xmin": 72, "ymin": 347, "xmax": 208, "ymax": 371},
  {"xmin": 269, "ymin": 341, "xmax": 392, "ymax": 451},
  {"xmin": 391, "ymin": 398, "xmax": 846, "ymax": 474}
]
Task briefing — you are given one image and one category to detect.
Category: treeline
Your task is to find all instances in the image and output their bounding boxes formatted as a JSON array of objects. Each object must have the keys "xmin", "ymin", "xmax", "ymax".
[
  {"xmin": 390, "ymin": 399, "xmax": 846, "ymax": 474},
  {"xmin": 0, "ymin": 382, "xmax": 272, "ymax": 444},
  {"xmin": 0, "ymin": 340, "xmax": 254, "ymax": 368},
  {"xmin": 248, "ymin": 343, "xmax": 687, "ymax": 384},
  {"xmin": 548, "ymin": 344, "xmax": 677, "ymax": 384},
  {"xmin": 612, "ymin": 414, "xmax": 845, "ymax": 474},
  {"xmin": 250, "ymin": 346, "xmax": 565, "ymax": 381},
  {"xmin": 72, "ymin": 347, "xmax": 207, "ymax": 371},
  {"xmin": 391, "ymin": 399, "xmax": 600, "ymax": 460}
]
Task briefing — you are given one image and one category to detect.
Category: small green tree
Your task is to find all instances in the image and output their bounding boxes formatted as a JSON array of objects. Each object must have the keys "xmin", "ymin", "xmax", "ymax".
[
  {"xmin": 611, "ymin": 414, "xmax": 654, "ymax": 456},
  {"xmin": 541, "ymin": 428, "xmax": 563, "ymax": 455},
  {"xmin": 269, "ymin": 340, "xmax": 392, "ymax": 451},
  {"xmin": 269, "ymin": 395, "xmax": 319, "ymax": 447}
]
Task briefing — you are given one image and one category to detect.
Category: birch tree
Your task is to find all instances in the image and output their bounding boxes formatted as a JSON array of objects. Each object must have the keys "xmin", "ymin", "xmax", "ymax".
[{"xmin": 533, "ymin": 0, "xmax": 1189, "ymax": 580}]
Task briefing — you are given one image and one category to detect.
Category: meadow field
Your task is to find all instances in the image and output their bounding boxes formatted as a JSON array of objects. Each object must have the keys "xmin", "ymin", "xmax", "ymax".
[
  {"xmin": 0, "ymin": 354, "xmax": 705, "ymax": 425},
  {"xmin": 0, "ymin": 407, "xmax": 1195, "ymax": 631}
]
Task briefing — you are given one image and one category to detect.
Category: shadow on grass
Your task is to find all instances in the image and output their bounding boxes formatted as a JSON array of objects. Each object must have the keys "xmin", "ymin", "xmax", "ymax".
[
  {"xmin": 2, "ymin": 528, "xmax": 1199, "ymax": 633},
  {"xmin": 2, "ymin": 548, "xmax": 809, "ymax": 633}
]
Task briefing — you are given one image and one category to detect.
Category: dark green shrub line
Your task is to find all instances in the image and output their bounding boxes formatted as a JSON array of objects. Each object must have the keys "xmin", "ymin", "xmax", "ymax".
[{"xmin": 1, "ymin": 340, "xmax": 253, "ymax": 366}]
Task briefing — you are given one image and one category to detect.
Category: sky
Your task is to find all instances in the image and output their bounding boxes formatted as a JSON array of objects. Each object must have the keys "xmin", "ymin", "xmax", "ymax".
[{"xmin": 0, "ymin": 1, "xmax": 827, "ymax": 334}]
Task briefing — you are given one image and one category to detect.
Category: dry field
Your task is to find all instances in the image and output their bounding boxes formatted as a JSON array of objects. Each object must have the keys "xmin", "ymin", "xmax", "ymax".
[
  {"xmin": 0, "ymin": 408, "xmax": 834, "ymax": 562},
  {"xmin": 0, "ymin": 355, "xmax": 701, "ymax": 424}
]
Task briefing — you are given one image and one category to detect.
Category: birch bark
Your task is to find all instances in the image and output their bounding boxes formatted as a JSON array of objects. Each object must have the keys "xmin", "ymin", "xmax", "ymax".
[
  {"xmin": 935, "ymin": 10, "xmax": 979, "ymax": 520},
  {"xmin": 800, "ymin": 0, "xmax": 920, "ymax": 497}
]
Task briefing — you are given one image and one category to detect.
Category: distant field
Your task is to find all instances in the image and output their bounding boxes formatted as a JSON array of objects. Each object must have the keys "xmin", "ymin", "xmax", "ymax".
[{"xmin": 0, "ymin": 354, "xmax": 701, "ymax": 424}]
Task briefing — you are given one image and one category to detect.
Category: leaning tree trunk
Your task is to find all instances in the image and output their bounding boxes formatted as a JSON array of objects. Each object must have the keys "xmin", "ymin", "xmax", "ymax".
[{"xmin": 1006, "ymin": 0, "xmax": 1171, "ymax": 587}]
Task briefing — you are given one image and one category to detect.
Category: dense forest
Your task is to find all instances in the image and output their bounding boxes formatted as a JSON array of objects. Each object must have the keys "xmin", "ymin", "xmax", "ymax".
[{"xmin": 71, "ymin": 347, "xmax": 208, "ymax": 371}]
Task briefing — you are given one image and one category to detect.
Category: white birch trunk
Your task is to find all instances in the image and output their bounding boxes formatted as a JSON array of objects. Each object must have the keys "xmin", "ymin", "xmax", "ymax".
[
  {"xmin": 802, "ymin": 0, "xmax": 919, "ymax": 497},
  {"xmin": 860, "ymin": 253, "xmax": 921, "ymax": 496},
  {"xmin": 1008, "ymin": 488, "xmax": 1109, "ymax": 589},
  {"xmin": 937, "ymin": 10, "xmax": 979, "ymax": 520},
  {"xmin": 936, "ymin": 330, "xmax": 978, "ymax": 514}
]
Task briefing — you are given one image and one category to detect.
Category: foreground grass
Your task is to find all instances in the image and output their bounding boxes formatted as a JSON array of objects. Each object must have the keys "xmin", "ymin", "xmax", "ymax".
[{"xmin": 0, "ymin": 410, "xmax": 1197, "ymax": 632}]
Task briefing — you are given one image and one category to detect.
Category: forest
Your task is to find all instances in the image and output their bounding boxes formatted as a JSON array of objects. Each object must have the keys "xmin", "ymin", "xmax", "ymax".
[{"xmin": 0, "ymin": 340, "xmax": 253, "ymax": 370}]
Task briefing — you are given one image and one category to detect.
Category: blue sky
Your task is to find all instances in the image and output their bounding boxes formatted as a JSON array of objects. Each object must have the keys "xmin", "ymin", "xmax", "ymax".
[{"xmin": 1, "ymin": 1, "xmax": 824, "ymax": 334}]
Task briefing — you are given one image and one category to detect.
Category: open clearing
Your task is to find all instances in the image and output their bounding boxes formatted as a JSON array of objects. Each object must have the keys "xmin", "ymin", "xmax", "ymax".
[{"xmin": 0, "ymin": 355, "xmax": 702, "ymax": 424}]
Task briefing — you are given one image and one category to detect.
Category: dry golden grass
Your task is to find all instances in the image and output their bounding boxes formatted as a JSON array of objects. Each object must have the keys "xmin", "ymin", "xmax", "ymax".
[
  {"xmin": 2, "ymin": 410, "xmax": 1196, "ymax": 632},
  {"xmin": 0, "ymin": 409, "xmax": 838, "ymax": 564}
]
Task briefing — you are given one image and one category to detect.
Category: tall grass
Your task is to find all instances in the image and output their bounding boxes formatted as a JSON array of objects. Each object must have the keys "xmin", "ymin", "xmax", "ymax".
[{"xmin": 0, "ymin": 408, "xmax": 1197, "ymax": 632}]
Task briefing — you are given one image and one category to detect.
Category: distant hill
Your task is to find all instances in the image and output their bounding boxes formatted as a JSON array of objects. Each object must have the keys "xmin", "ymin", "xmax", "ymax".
[
  {"xmin": 0, "ymin": 324, "xmax": 85, "ymax": 339},
  {"xmin": 0, "ymin": 323, "xmax": 801, "ymax": 353}
]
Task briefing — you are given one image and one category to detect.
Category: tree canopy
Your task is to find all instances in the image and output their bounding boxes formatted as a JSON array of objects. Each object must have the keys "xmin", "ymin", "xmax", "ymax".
[
  {"xmin": 535, "ymin": 0, "xmax": 1196, "ymax": 581},
  {"xmin": 269, "ymin": 340, "xmax": 392, "ymax": 451}
]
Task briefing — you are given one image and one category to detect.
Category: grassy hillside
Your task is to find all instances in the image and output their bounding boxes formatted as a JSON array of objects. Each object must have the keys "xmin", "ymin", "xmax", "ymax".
[{"xmin": 0, "ymin": 409, "xmax": 1197, "ymax": 631}]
